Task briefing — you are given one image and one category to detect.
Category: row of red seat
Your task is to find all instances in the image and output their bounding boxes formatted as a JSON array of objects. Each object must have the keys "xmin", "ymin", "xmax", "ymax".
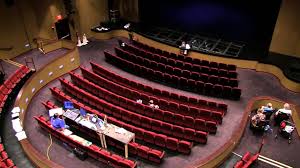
[
  {"xmin": 234, "ymin": 152, "xmax": 259, "ymax": 168},
  {"xmin": 0, "ymin": 65, "xmax": 31, "ymax": 113},
  {"xmin": 132, "ymin": 40, "xmax": 237, "ymax": 71},
  {"xmin": 0, "ymin": 144, "xmax": 16, "ymax": 168},
  {"xmin": 59, "ymin": 77, "xmax": 213, "ymax": 139},
  {"xmin": 75, "ymin": 68, "xmax": 224, "ymax": 124},
  {"xmin": 0, "ymin": 65, "xmax": 31, "ymax": 168},
  {"xmin": 49, "ymin": 88, "xmax": 199, "ymax": 154},
  {"xmin": 115, "ymin": 47, "xmax": 238, "ymax": 87},
  {"xmin": 104, "ymin": 51, "xmax": 242, "ymax": 100},
  {"xmin": 121, "ymin": 45, "xmax": 237, "ymax": 80},
  {"xmin": 34, "ymin": 116, "xmax": 137, "ymax": 168},
  {"xmin": 42, "ymin": 101, "xmax": 165, "ymax": 163},
  {"xmin": 90, "ymin": 61, "xmax": 228, "ymax": 112}
]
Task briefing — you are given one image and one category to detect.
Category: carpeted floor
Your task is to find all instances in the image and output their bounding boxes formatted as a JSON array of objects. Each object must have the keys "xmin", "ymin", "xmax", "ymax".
[{"xmin": 3, "ymin": 38, "xmax": 300, "ymax": 168}]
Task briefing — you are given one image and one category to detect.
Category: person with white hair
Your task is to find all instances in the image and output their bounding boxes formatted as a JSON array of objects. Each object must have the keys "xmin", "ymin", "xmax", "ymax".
[
  {"xmin": 276, "ymin": 103, "xmax": 292, "ymax": 116},
  {"xmin": 274, "ymin": 103, "xmax": 292, "ymax": 125}
]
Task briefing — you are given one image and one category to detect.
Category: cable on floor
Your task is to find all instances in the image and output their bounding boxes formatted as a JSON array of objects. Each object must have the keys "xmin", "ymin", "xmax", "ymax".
[{"xmin": 46, "ymin": 133, "xmax": 53, "ymax": 160}]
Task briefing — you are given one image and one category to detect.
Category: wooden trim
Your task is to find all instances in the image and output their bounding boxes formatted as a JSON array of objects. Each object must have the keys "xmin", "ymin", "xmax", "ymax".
[
  {"xmin": 256, "ymin": 63, "xmax": 300, "ymax": 92},
  {"xmin": 14, "ymin": 40, "xmax": 80, "ymax": 168}
]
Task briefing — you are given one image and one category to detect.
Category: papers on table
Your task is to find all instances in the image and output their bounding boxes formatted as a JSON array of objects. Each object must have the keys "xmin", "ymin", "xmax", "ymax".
[
  {"xmin": 115, "ymin": 128, "xmax": 127, "ymax": 134},
  {"xmin": 69, "ymin": 135, "xmax": 92, "ymax": 146},
  {"xmin": 79, "ymin": 119, "xmax": 97, "ymax": 130},
  {"xmin": 15, "ymin": 131, "xmax": 27, "ymax": 141},
  {"xmin": 62, "ymin": 129, "xmax": 73, "ymax": 136},
  {"xmin": 49, "ymin": 108, "xmax": 63, "ymax": 117},
  {"xmin": 11, "ymin": 107, "xmax": 21, "ymax": 113},
  {"xmin": 63, "ymin": 109, "xmax": 80, "ymax": 121}
]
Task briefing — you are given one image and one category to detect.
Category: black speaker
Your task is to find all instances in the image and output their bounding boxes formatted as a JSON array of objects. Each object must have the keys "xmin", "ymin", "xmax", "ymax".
[{"xmin": 73, "ymin": 148, "xmax": 88, "ymax": 160}]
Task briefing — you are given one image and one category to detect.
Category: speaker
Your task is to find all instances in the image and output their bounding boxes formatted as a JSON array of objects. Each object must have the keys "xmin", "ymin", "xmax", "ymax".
[{"xmin": 73, "ymin": 148, "xmax": 88, "ymax": 160}]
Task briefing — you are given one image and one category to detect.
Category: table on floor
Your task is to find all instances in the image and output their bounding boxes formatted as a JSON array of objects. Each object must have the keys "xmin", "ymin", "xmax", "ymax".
[{"xmin": 62, "ymin": 109, "xmax": 135, "ymax": 158}]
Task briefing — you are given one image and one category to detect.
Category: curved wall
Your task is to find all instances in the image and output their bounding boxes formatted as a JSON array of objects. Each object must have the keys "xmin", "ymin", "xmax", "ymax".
[{"xmin": 14, "ymin": 40, "xmax": 80, "ymax": 168}]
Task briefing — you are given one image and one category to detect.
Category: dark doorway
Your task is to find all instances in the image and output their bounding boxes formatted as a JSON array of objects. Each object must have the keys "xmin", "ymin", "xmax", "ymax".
[{"xmin": 55, "ymin": 18, "xmax": 71, "ymax": 40}]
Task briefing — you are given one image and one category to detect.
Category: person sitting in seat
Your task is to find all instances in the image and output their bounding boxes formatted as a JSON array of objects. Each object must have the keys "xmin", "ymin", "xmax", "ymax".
[
  {"xmin": 274, "ymin": 103, "xmax": 292, "ymax": 124},
  {"xmin": 275, "ymin": 103, "xmax": 292, "ymax": 116},
  {"xmin": 136, "ymin": 99, "xmax": 143, "ymax": 104},
  {"xmin": 149, "ymin": 100, "xmax": 155, "ymax": 108},
  {"xmin": 51, "ymin": 113, "xmax": 69, "ymax": 131},
  {"xmin": 251, "ymin": 108, "xmax": 266, "ymax": 128},
  {"xmin": 261, "ymin": 103, "xmax": 273, "ymax": 120},
  {"xmin": 262, "ymin": 103, "xmax": 273, "ymax": 113}
]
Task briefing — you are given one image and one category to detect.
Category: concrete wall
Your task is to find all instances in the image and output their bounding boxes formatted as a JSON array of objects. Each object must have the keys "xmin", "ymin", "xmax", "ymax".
[{"xmin": 270, "ymin": 0, "xmax": 300, "ymax": 58}]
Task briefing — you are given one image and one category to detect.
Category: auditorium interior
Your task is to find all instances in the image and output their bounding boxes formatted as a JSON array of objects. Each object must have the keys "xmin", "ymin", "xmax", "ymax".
[{"xmin": 1, "ymin": 0, "xmax": 300, "ymax": 168}]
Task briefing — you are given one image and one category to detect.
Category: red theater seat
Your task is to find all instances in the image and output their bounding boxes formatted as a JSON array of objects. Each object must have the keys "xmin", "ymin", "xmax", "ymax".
[
  {"xmin": 178, "ymin": 140, "xmax": 193, "ymax": 154},
  {"xmin": 184, "ymin": 128, "xmax": 195, "ymax": 141},
  {"xmin": 155, "ymin": 134, "xmax": 167, "ymax": 147},
  {"xmin": 195, "ymin": 131, "xmax": 208, "ymax": 144},
  {"xmin": 174, "ymin": 113, "xmax": 185, "ymax": 126},
  {"xmin": 195, "ymin": 119, "xmax": 206, "ymax": 131},
  {"xmin": 151, "ymin": 120, "xmax": 162, "ymax": 132},
  {"xmin": 148, "ymin": 149, "xmax": 165, "ymax": 164},
  {"xmin": 183, "ymin": 116, "xmax": 195, "ymax": 128},
  {"xmin": 128, "ymin": 142, "xmax": 139, "ymax": 155},
  {"xmin": 144, "ymin": 131, "xmax": 156, "ymax": 144},
  {"xmin": 173, "ymin": 125, "xmax": 185, "ymax": 138},
  {"xmin": 166, "ymin": 137, "xmax": 178, "ymax": 151},
  {"xmin": 137, "ymin": 146, "xmax": 149, "ymax": 159}
]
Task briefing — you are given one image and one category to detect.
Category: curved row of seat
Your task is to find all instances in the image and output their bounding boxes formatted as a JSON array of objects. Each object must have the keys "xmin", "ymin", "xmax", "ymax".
[
  {"xmin": 0, "ymin": 65, "xmax": 31, "ymax": 113},
  {"xmin": 0, "ymin": 143, "xmax": 16, "ymax": 168},
  {"xmin": 42, "ymin": 101, "xmax": 165, "ymax": 163},
  {"xmin": 115, "ymin": 47, "xmax": 238, "ymax": 87},
  {"xmin": 132, "ymin": 40, "xmax": 237, "ymax": 72},
  {"xmin": 76, "ymin": 68, "xmax": 224, "ymax": 124},
  {"xmin": 90, "ymin": 62, "xmax": 228, "ymax": 113},
  {"xmin": 122, "ymin": 44, "xmax": 237, "ymax": 80},
  {"xmin": 0, "ymin": 65, "xmax": 31, "ymax": 168},
  {"xmin": 50, "ymin": 87, "xmax": 200, "ymax": 154},
  {"xmin": 58, "ymin": 77, "xmax": 213, "ymax": 138},
  {"xmin": 104, "ymin": 51, "xmax": 242, "ymax": 100},
  {"xmin": 34, "ymin": 116, "xmax": 137, "ymax": 168}
]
